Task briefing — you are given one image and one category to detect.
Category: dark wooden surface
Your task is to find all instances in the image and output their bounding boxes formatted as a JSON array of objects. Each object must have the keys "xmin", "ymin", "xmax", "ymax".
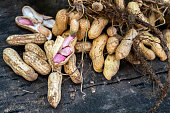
[{"xmin": 0, "ymin": 0, "xmax": 170, "ymax": 113}]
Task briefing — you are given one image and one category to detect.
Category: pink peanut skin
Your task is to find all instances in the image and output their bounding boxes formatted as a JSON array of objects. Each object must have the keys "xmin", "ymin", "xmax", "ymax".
[
  {"xmin": 62, "ymin": 35, "xmax": 75, "ymax": 48},
  {"xmin": 18, "ymin": 18, "xmax": 34, "ymax": 26},
  {"xmin": 53, "ymin": 54, "xmax": 66, "ymax": 63},
  {"xmin": 59, "ymin": 47, "xmax": 72, "ymax": 56}
]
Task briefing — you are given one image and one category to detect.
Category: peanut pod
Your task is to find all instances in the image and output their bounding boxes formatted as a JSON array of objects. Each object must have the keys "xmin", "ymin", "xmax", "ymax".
[
  {"xmin": 3, "ymin": 48, "xmax": 38, "ymax": 81},
  {"xmin": 23, "ymin": 51, "xmax": 51, "ymax": 75},
  {"xmin": 106, "ymin": 26, "xmax": 117, "ymax": 37},
  {"xmin": 88, "ymin": 17, "xmax": 108, "ymax": 39},
  {"xmin": 48, "ymin": 71, "xmax": 62, "ymax": 108},
  {"xmin": 115, "ymin": 29, "xmax": 138, "ymax": 60},
  {"xmin": 75, "ymin": 41, "xmax": 92, "ymax": 53},
  {"xmin": 52, "ymin": 9, "xmax": 68, "ymax": 36},
  {"xmin": 89, "ymin": 34, "xmax": 108, "ymax": 72},
  {"xmin": 64, "ymin": 54, "xmax": 82, "ymax": 84},
  {"xmin": 163, "ymin": 29, "xmax": 170, "ymax": 50},
  {"xmin": 6, "ymin": 33, "xmax": 46, "ymax": 46},
  {"xmin": 103, "ymin": 54, "xmax": 120, "ymax": 80},
  {"xmin": 106, "ymin": 36, "xmax": 119, "ymax": 54},
  {"xmin": 25, "ymin": 43, "xmax": 47, "ymax": 61}
]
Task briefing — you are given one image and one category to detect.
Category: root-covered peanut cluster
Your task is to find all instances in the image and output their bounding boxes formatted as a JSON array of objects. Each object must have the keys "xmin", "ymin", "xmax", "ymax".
[{"xmin": 3, "ymin": 0, "xmax": 170, "ymax": 111}]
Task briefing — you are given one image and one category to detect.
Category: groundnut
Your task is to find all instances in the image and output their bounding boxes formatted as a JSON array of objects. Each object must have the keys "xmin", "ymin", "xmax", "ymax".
[
  {"xmin": 115, "ymin": 29, "xmax": 138, "ymax": 60},
  {"xmin": 75, "ymin": 41, "xmax": 92, "ymax": 53},
  {"xmin": 23, "ymin": 51, "xmax": 51, "ymax": 75},
  {"xmin": 25, "ymin": 43, "xmax": 47, "ymax": 61},
  {"xmin": 64, "ymin": 54, "xmax": 82, "ymax": 84},
  {"xmin": 103, "ymin": 54, "xmax": 120, "ymax": 80},
  {"xmin": 70, "ymin": 19, "xmax": 79, "ymax": 35},
  {"xmin": 106, "ymin": 36, "xmax": 119, "ymax": 54},
  {"xmin": 88, "ymin": 17, "xmax": 108, "ymax": 39},
  {"xmin": 107, "ymin": 26, "xmax": 117, "ymax": 37},
  {"xmin": 3, "ymin": 48, "xmax": 38, "ymax": 81},
  {"xmin": 89, "ymin": 34, "xmax": 108, "ymax": 72},
  {"xmin": 77, "ymin": 18, "xmax": 90, "ymax": 41}
]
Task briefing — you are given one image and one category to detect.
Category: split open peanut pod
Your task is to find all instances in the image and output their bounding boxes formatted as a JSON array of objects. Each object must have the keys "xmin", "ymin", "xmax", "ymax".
[
  {"xmin": 15, "ymin": 16, "xmax": 52, "ymax": 40},
  {"xmin": 52, "ymin": 35, "xmax": 77, "ymax": 66},
  {"xmin": 22, "ymin": 6, "xmax": 55, "ymax": 28}
]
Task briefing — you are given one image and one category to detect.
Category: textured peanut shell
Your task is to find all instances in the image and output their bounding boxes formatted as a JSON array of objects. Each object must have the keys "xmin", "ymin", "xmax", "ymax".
[
  {"xmin": 64, "ymin": 54, "xmax": 82, "ymax": 84},
  {"xmin": 89, "ymin": 34, "xmax": 108, "ymax": 72},
  {"xmin": 139, "ymin": 42, "xmax": 156, "ymax": 60},
  {"xmin": 140, "ymin": 32, "xmax": 167, "ymax": 61},
  {"xmin": 3, "ymin": 48, "xmax": 38, "ymax": 81},
  {"xmin": 23, "ymin": 51, "xmax": 51, "ymax": 75},
  {"xmin": 44, "ymin": 40, "xmax": 61, "ymax": 72},
  {"xmin": 15, "ymin": 16, "xmax": 38, "ymax": 33},
  {"xmin": 53, "ymin": 36, "xmax": 77, "ymax": 66},
  {"xmin": 75, "ymin": 41, "xmax": 92, "ymax": 53},
  {"xmin": 106, "ymin": 26, "xmax": 117, "ymax": 37},
  {"xmin": 103, "ymin": 54, "xmax": 120, "ymax": 80},
  {"xmin": 68, "ymin": 11, "xmax": 81, "ymax": 25},
  {"xmin": 115, "ymin": 29, "xmax": 138, "ymax": 60},
  {"xmin": 127, "ymin": 2, "xmax": 148, "ymax": 23},
  {"xmin": 52, "ymin": 9, "xmax": 68, "ymax": 36},
  {"xmin": 106, "ymin": 36, "xmax": 119, "ymax": 54},
  {"xmin": 77, "ymin": 18, "xmax": 90, "ymax": 41},
  {"xmin": 6, "ymin": 33, "xmax": 46, "ymax": 46},
  {"xmin": 70, "ymin": 19, "xmax": 79, "ymax": 35},
  {"xmin": 25, "ymin": 43, "xmax": 47, "ymax": 61},
  {"xmin": 48, "ymin": 72, "xmax": 62, "ymax": 108},
  {"xmin": 88, "ymin": 17, "xmax": 108, "ymax": 39}
]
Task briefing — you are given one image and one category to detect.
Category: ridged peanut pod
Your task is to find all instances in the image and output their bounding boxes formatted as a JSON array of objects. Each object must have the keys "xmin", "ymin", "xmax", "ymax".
[
  {"xmin": 25, "ymin": 43, "xmax": 47, "ymax": 61},
  {"xmin": 140, "ymin": 32, "xmax": 167, "ymax": 61},
  {"xmin": 44, "ymin": 40, "xmax": 60, "ymax": 72},
  {"xmin": 23, "ymin": 51, "xmax": 51, "ymax": 75},
  {"xmin": 68, "ymin": 11, "xmax": 81, "ymax": 25},
  {"xmin": 89, "ymin": 34, "xmax": 108, "ymax": 72},
  {"xmin": 92, "ymin": 2, "xmax": 103, "ymax": 11},
  {"xmin": 127, "ymin": 2, "xmax": 148, "ymax": 23},
  {"xmin": 6, "ymin": 33, "xmax": 46, "ymax": 46},
  {"xmin": 125, "ymin": 52, "xmax": 140, "ymax": 64},
  {"xmin": 70, "ymin": 19, "xmax": 79, "ymax": 36},
  {"xmin": 106, "ymin": 36, "xmax": 119, "ymax": 54},
  {"xmin": 103, "ymin": 54, "xmax": 120, "ymax": 80},
  {"xmin": 115, "ymin": 29, "xmax": 138, "ymax": 60},
  {"xmin": 52, "ymin": 9, "xmax": 68, "ymax": 36},
  {"xmin": 64, "ymin": 54, "xmax": 82, "ymax": 84},
  {"xmin": 114, "ymin": 0, "xmax": 125, "ymax": 10},
  {"xmin": 77, "ymin": 18, "xmax": 90, "ymax": 41},
  {"xmin": 88, "ymin": 17, "xmax": 108, "ymax": 39},
  {"xmin": 48, "ymin": 71, "xmax": 62, "ymax": 108},
  {"xmin": 3, "ymin": 48, "xmax": 38, "ymax": 81},
  {"xmin": 106, "ymin": 26, "xmax": 117, "ymax": 37},
  {"xmin": 75, "ymin": 41, "xmax": 92, "ymax": 53},
  {"xmin": 138, "ymin": 42, "xmax": 156, "ymax": 60},
  {"xmin": 163, "ymin": 29, "xmax": 170, "ymax": 50}
]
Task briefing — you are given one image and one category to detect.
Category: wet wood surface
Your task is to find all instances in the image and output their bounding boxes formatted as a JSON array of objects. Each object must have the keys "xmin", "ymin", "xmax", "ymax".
[{"xmin": 0, "ymin": 0, "xmax": 170, "ymax": 113}]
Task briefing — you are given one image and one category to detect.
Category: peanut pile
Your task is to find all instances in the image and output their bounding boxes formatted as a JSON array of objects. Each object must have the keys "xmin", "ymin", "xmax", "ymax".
[{"xmin": 3, "ymin": 0, "xmax": 170, "ymax": 111}]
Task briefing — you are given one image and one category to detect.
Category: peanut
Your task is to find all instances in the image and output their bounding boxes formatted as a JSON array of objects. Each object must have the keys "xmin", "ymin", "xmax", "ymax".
[
  {"xmin": 64, "ymin": 54, "xmax": 82, "ymax": 84},
  {"xmin": 115, "ymin": 29, "xmax": 138, "ymax": 60},
  {"xmin": 23, "ymin": 51, "xmax": 51, "ymax": 75},
  {"xmin": 106, "ymin": 26, "xmax": 117, "ymax": 37},
  {"xmin": 48, "ymin": 71, "xmax": 62, "ymax": 108},
  {"xmin": 25, "ymin": 43, "xmax": 47, "ymax": 61},
  {"xmin": 3, "ymin": 48, "xmax": 38, "ymax": 81},
  {"xmin": 77, "ymin": 18, "xmax": 90, "ymax": 41},
  {"xmin": 163, "ymin": 29, "xmax": 170, "ymax": 50},
  {"xmin": 88, "ymin": 17, "xmax": 108, "ymax": 39},
  {"xmin": 75, "ymin": 41, "xmax": 92, "ymax": 53},
  {"xmin": 103, "ymin": 54, "xmax": 120, "ymax": 80},
  {"xmin": 52, "ymin": 9, "xmax": 68, "ymax": 36},
  {"xmin": 106, "ymin": 36, "xmax": 119, "ymax": 54},
  {"xmin": 6, "ymin": 33, "xmax": 46, "ymax": 46},
  {"xmin": 70, "ymin": 19, "xmax": 79, "ymax": 36},
  {"xmin": 114, "ymin": 0, "xmax": 125, "ymax": 10},
  {"xmin": 89, "ymin": 34, "xmax": 108, "ymax": 72}
]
